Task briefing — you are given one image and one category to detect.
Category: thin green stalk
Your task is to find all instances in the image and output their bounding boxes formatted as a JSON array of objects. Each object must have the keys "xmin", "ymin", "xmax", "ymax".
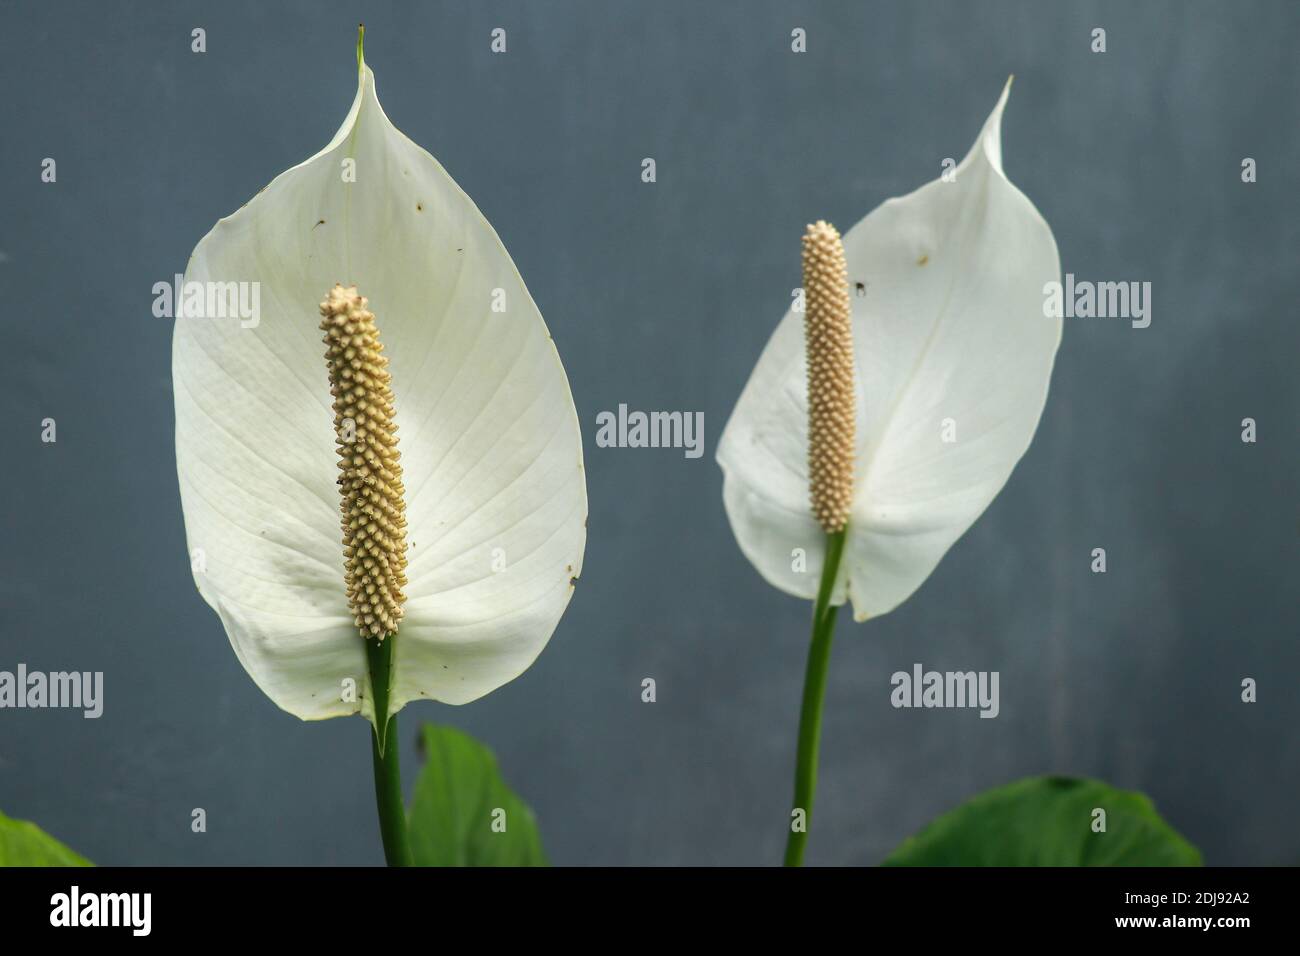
[
  {"xmin": 366, "ymin": 635, "xmax": 413, "ymax": 867},
  {"xmin": 783, "ymin": 529, "xmax": 847, "ymax": 867}
]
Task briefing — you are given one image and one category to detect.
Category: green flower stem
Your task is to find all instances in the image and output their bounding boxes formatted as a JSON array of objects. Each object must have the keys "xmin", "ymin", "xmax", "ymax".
[
  {"xmin": 366, "ymin": 635, "xmax": 413, "ymax": 867},
  {"xmin": 783, "ymin": 528, "xmax": 847, "ymax": 867}
]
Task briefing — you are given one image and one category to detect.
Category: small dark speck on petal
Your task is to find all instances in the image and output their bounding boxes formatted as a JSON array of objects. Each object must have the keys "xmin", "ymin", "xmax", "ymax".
[
  {"xmin": 569, "ymin": 576, "xmax": 579, "ymax": 587},
  {"xmin": 416, "ymin": 203, "xmax": 423, "ymax": 211},
  {"xmin": 314, "ymin": 219, "xmax": 326, "ymax": 229},
  {"xmin": 917, "ymin": 254, "xmax": 929, "ymax": 266}
]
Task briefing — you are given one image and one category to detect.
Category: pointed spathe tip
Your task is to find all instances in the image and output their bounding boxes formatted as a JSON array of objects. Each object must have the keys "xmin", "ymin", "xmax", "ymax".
[
  {"xmin": 971, "ymin": 76, "xmax": 1014, "ymax": 175},
  {"xmin": 995, "ymin": 75, "xmax": 1014, "ymax": 116},
  {"xmin": 989, "ymin": 75, "xmax": 1014, "ymax": 127}
]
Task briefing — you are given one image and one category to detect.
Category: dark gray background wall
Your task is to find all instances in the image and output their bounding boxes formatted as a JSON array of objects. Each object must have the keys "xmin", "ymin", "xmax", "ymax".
[{"xmin": 1, "ymin": 0, "xmax": 1295, "ymax": 865}]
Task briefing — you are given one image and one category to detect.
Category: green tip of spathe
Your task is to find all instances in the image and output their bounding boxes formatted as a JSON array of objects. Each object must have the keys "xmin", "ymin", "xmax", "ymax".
[{"xmin": 357, "ymin": 23, "xmax": 365, "ymax": 70}]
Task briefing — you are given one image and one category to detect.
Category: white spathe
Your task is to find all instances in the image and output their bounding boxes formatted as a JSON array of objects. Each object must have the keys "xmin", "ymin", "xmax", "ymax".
[
  {"xmin": 717, "ymin": 81, "xmax": 1061, "ymax": 622},
  {"xmin": 173, "ymin": 58, "xmax": 586, "ymax": 724}
]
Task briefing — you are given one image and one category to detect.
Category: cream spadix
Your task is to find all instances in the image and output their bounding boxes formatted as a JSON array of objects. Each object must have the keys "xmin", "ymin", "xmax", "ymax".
[
  {"xmin": 801, "ymin": 221, "xmax": 855, "ymax": 535},
  {"xmin": 172, "ymin": 47, "xmax": 586, "ymax": 725},
  {"xmin": 717, "ymin": 80, "xmax": 1062, "ymax": 622},
  {"xmin": 320, "ymin": 284, "xmax": 408, "ymax": 640}
]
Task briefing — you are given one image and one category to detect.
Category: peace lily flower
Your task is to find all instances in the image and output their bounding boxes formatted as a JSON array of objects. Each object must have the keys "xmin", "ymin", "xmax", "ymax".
[
  {"xmin": 716, "ymin": 81, "xmax": 1061, "ymax": 864},
  {"xmin": 171, "ymin": 30, "xmax": 585, "ymax": 864}
]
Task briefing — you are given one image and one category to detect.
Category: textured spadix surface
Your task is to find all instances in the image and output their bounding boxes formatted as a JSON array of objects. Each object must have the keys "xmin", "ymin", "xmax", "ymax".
[
  {"xmin": 173, "ymin": 59, "xmax": 586, "ymax": 722},
  {"xmin": 717, "ymin": 81, "xmax": 1061, "ymax": 622}
]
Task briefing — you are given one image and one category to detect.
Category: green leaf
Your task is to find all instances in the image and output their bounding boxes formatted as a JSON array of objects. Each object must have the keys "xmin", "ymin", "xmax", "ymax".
[
  {"xmin": 407, "ymin": 724, "xmax": 547, "ymax": 866},
  {"xmin": 0, "ymin": 810, "xmax": 92, "ymax": 866},
  {"xmin": 883, "ymin": 776, "xmax": 1202, "ymax": 866}
]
